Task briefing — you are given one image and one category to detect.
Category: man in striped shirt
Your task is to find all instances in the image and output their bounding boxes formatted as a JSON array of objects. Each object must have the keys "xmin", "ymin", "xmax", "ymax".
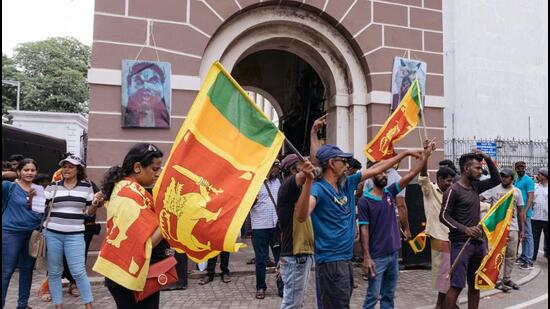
[{"xmin": 250, "ymin": 160, "xmax": 282, "ymax": 299}]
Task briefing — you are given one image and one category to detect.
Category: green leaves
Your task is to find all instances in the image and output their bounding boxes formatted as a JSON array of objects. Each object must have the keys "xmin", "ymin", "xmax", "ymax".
[{"xmin": 2, "ymin": 37, "xmax": 91, "ymax": 115}]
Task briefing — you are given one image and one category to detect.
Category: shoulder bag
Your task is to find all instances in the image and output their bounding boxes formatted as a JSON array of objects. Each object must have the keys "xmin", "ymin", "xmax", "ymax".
[{"xmin": 29, "ymin": 183, "xmax": 58, "ymax": 260}]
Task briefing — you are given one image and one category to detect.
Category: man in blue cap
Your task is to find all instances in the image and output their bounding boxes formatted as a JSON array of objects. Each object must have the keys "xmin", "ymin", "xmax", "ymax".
[{"xmin": 295, "ymin": 144, "xmax": 422, "ymax": 308}]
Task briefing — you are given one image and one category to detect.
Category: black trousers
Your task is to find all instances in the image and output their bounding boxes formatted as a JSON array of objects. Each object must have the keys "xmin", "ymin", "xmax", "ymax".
[
  {"xmin": 174, "ymin": 252, "xmax": 188, "ymax": 286},
  {"xmin": 317, "ymin": 260, "xmax": 354, "ymax": 309},
  {"xmin": 532, "ymin": 219, "xmax": 548, "ymax": 261},
  {"xmin": 108, "ymin": 285, "xmax": 159, "ymax": 309},
  {"xmin": 207, "ymin": 251, "xmax": 230, "ymax": 275}
]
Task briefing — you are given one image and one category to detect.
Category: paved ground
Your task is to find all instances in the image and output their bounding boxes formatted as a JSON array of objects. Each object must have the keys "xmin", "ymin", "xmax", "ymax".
[
  {"xmin": 5, "ymin": 260, "xmax": 542, "ymax": 309},
  {"xmin": 5, "ymin": 238, "xmax": 547, "ymax": 308}
]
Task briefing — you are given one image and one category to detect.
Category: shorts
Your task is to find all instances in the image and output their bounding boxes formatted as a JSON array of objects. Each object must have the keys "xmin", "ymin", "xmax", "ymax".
[{"xmin": 450, "ymin": 241, "xmax": 485, "ymax": 289}]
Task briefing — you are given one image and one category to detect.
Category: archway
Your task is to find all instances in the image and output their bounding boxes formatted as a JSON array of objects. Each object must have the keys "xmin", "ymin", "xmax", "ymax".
[
  {"xmin": 200, "ymin": 5, "xmax": 368, "ymax": 162},
  {"xmin": 233, "ymin": 50, "xmax": 325, "ymax": 155}
]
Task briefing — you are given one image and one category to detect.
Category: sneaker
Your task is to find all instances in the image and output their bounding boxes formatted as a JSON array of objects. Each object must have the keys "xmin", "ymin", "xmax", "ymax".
[
  {"xmin": 519, "ymin": 263, "xmax": 534, "ymax": 270},
  {"xmin": 514, "ymin": 258, "xmax": 523, "ymax": 265},
  {"xmin": 496, "ymin": 281, "xmax": 511, "ymax": 293}
]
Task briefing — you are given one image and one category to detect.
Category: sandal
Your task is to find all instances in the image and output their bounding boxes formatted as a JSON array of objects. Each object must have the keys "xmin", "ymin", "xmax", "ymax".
[
  {"xmin": 68, "ymin": 283, "xmax": 80, "ymax": 297},
  {"xmin": 255, "ymin": 289, "xmax": 265, "ymax": 299},
  {"xmin": 40, "ymin": 293, "xmax": 52, "ymax": 302},
  {"xmin": 199, "ymin": 275, "xmax": 214, "ymax": 285},
  {"xmin": 221, "ymin": 273, "xmax": 232, "ymax": 283},
  {"xmin": 504, "ymin": 280, "xmax": 520, "ymax": 290}
]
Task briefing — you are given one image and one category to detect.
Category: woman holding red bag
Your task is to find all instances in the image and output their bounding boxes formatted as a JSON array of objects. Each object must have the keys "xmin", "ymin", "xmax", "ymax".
[{"xmin": 93, "ymin": 143, "xmax": 171, "ymax": 309}]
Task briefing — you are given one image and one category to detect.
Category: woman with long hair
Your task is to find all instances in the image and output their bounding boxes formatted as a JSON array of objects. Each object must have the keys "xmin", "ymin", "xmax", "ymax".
[
  {"xmin": 93, "ymin": 143, "xmax": 168, "ymax": 309},
  {"xmin": 44, "ymin": 155, "xmax": 100, "ymax": 309},
  {"xmin": 2, "ymin": 158, "xmax": 44, "ymax": 309}
]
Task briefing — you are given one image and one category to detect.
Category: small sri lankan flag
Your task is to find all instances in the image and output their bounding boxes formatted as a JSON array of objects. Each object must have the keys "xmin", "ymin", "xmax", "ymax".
[
  {"xmin": 365, "ymin": 79, "xmax": 422, "ymax": 162},
  {"xmin": 408, "ymin": 231, "xmax": 428, "ymax": 254},
  {"xmin": 475, "ymin": 190, "xmax": 515, "ymax": 290},
  {"xmin": 152, "ymin": 61, "xmax": 284, "ymax": 263}
]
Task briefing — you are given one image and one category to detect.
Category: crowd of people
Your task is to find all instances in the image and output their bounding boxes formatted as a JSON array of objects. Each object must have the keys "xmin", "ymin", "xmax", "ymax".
[{"xmin": 2, "ymin": 115, "xmax": 548, "ymax": 309}]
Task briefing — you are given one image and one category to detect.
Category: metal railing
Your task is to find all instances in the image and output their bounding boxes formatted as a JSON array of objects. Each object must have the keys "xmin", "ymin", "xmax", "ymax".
[{"xmin": 445, "ymin": 138, "xmax": 548, "ymax": 175}]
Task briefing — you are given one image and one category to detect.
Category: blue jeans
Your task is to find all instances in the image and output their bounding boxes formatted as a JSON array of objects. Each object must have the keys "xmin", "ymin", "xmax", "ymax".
[
  {"xmin": 252, "ymin": 228, "xmax": 280, "ymax": 290},
  {"xmin": 363, "ymin": 252, "xmax": 399, "ymax": 309},
  {"xmin": 45, "ymin": 230, "xmax": 93, "ymax": 305},
  {"xmin": 2, "ymin": 229, "xmax": 35, "ymax": 309},
  {"xmin": 520, "ymin": 217, "xmax": 534, "ymax": 264},
  {"xmin": 279, "ymin": 255, "xmax": 313, "ymax": 309}
]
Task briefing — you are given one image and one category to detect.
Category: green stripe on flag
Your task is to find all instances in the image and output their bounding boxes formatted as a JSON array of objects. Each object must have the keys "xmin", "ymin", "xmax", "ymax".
[
  {"xmin": 207, "ymin": 73, "xmax": 278, "ymax": 148},
  {"xmin": 483, "ymin": 195, "xmax": 513, "ymax": 233},
  {"xmin": 411, "ymin": 80, "xmax": 422, "ymax": 109}
]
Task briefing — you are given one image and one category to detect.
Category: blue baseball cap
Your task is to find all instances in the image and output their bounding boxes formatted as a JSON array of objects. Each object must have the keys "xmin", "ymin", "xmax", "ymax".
[{"xmin": 316, "ymin": 144, "xmax": 353, "ymax": 164}]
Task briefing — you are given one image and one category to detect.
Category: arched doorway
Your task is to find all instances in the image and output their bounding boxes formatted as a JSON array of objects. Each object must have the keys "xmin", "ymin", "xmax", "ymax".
[
  {"xmin": 233, "ymin": 50, "xmax": 325, "ymax": 155},
  {"xmin": 200, "ymin": 5, "xmax": 368, "ymax": 162}
]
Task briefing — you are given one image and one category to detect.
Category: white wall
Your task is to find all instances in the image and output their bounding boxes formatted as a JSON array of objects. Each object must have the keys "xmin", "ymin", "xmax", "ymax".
[
  {"xmin": 9, "ymin": 110, "xmax": 88, "ymax": 158},
  {"xmin": 443, "ymin": 0, "xmax": 548, "ymax": 140}
]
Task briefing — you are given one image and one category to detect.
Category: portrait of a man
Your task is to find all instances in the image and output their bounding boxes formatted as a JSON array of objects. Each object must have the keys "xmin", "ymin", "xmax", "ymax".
[
  {"xmin": 391, "ymin": 57, "xmax": 426, "ymax": 110},
  {"xmin": 121, "ymin": 60, "xmax": 171, "ymax": 128}
]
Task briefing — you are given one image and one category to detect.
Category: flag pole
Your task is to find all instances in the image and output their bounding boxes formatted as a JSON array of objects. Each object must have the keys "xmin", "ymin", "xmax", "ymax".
[
  {"xmin": 284, "ymin": 138, "xmax": 306, "ymax": 162},
  {"xmin": 446, "ymin": 237, "xmax": 472, "ymax": 278}
]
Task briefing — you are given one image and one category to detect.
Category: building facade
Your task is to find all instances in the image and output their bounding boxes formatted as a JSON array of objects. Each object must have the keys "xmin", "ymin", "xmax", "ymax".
[
  {"xmin": 87, "ymin": 0, "xmax": 446, "ymax": 183},
  {"xmin": 443, "ymin": 0, "xmax": 548, "ymax": 140}
]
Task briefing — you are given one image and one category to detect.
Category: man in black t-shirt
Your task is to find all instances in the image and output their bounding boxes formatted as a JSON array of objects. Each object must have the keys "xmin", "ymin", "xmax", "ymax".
[
  {"xmin": 440, "ymin": 151, "xmax": 501, "ymax": 309},
  {"xmin": 276, "ymin": 153, "xmax": 316, "ymax": 308}
]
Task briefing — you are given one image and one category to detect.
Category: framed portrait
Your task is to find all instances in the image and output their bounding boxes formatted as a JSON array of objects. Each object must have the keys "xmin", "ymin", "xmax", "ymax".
[
  {"xmin": 391, "ymin": 57, "xmax": 427, "ymax": 110},
  {"xmin": 121, "ymin": 60, "xmax": 171, "ymax": 128}
]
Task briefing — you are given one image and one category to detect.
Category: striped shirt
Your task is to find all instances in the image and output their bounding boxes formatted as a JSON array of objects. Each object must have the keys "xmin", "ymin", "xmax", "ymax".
[
  {"xmin": 250, "ymin": 178, "xmax": 281, "ymax": 230},
  {"xmin": 44, "ymin": 180, "xmax": 94, "ymax": 234}
]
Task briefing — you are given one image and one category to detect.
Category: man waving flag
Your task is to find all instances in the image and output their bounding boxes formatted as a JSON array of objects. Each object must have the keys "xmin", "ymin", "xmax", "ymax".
[{"xmin": 153, "ymin": 61, "xmax": 284, "ymax": 263}]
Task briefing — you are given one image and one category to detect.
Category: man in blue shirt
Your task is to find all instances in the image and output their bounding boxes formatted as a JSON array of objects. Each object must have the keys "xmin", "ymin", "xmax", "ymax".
[
  {"xmin": 358, "ymin": 141, "xmax": 434, "ymax": 309},
  {"xmin": 295, "ymin": 144, "xmax": 421, "ymax": 309},
  {"xmin": 514, "ymin": 161, "xmax": 536, "ymax": 269}
]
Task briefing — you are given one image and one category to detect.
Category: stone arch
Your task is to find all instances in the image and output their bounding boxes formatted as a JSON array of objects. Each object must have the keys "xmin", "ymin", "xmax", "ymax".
[{"xmin": 199, "ymin": 4, "xmax": 369, "ymax": 162}]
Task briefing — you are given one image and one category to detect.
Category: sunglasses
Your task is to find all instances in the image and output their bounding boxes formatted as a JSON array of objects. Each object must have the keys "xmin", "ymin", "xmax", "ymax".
[
  {"xmin": 332, "ymin": 157, "xmax": 348, "ymax": 164},
  {"xmin": 145, "ymin": 144, "xmax": 159, "ymax": 153}
]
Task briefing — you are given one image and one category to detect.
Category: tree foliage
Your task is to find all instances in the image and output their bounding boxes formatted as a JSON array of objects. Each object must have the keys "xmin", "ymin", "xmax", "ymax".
[
  {"xmin": 2, "ymin": 54, "xmax": 24, "ymax": 115},
  {"xmin": 2, "ymin": 37, "xmax": 91, "ymax": 115}
]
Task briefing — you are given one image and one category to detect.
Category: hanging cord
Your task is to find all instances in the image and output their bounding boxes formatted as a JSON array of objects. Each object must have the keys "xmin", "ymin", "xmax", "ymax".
[{"xmin": 134, "ymin": 20, "xmax": 160, "ymax": 62}]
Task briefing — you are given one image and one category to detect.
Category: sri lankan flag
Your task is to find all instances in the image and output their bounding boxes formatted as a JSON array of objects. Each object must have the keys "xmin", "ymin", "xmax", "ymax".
[
  {"xmin": 475, "ymin": 190, "xmax": 515, "ymax": 290},
  {"xmin": 408, "ymin": 231, "xmax": 428, "ymax": 254},
  {"xmin": 152, "ymin": 61, "xmax": 284, "ymax": 263},
  {"xmin": 93, "ymin": 179, "xmax": 159, "ymax": 291},
  {"xmin": 365, "ymin": 79, "xmax": 422, "ymax": 161}
]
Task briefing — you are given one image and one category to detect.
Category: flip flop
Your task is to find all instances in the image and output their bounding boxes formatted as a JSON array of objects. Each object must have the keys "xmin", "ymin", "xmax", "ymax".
[
  {"xmin": 40, "ymin": 293, "xmax": 52, "ymax": 302},
  {"xmin": 255, "ymin": 289, "xmax": 265, "ymax": 299}
]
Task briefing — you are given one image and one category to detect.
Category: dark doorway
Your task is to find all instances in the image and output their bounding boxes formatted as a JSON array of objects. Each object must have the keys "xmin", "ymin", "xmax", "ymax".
[{"xmin": 232, "ymin": 50, "xmax": 325, "ymax": 155}]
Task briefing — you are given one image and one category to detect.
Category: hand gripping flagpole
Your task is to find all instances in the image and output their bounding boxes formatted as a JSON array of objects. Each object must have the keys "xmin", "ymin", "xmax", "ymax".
[{"xmin": 446, "ymin": 224, "xmax": 481, "ymax": 279}]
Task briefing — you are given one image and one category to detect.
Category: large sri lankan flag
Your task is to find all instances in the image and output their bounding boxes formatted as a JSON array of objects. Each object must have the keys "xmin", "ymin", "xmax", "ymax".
[
  {"xmin": 364, "ymin": 79, "xmax": 422, "ymax": 162},
  {"xmin": 152, "ymin": 61, "xmax": 284, "ymax": 263},
  {"xmin": 475, "ymin": 190, "xmax": 515, "ymax": 290}
]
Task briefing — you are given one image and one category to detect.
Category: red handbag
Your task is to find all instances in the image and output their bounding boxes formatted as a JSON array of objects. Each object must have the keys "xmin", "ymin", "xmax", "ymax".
[{"xmin": 134, "ymin": 256, "xmax": 179, "ymax": 302}]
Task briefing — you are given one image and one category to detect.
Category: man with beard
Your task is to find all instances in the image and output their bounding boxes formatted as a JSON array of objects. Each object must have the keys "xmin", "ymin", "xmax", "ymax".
[
  {"xmin": 480, "ymin": 168, "xmax": 525, "ymax": 292},
  {"xmin": 439, "ymin": 151, "xmax": 501, "ymax": 309},
  {"xmin": 359, "ymin": 141, "xmax": 435, "ymax": 309},
  {"xmin": 250, "ymin": 160, "xmax": 282, "ymax": 299},
  {"xmin": 124, "ymin": 62, "xmax": 170, "ymax": 128},
  {"xmin": 295, "ymin": 145, "xmax": 422, "ymax": 309}
]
